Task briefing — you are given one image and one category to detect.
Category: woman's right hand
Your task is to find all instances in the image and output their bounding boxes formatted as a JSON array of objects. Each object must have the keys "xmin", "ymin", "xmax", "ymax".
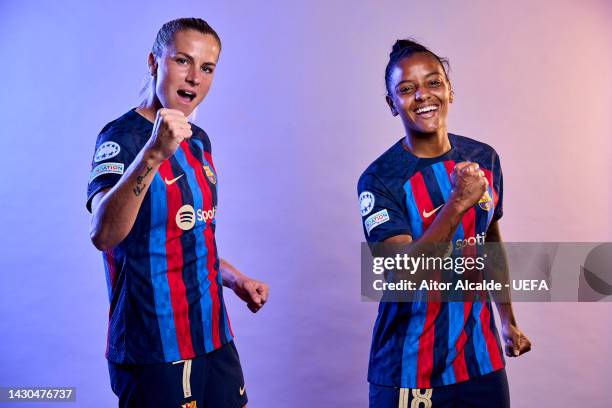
[
  {"xmin": 449, "ymin": 162, "xmax": 488, "ymax": 213},
  {"xmin": 145, "ymin": 108, "xmax": 193, "ymax": 162}
]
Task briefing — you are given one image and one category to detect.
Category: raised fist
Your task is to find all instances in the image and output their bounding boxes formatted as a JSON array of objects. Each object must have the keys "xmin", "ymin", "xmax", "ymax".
[
  {"xmin": 449, "ymin": 162, "xmax": 488, "ymax": 212},
  {"xmin": 145, "ymin": 108, "xmax": 192, "ymax": 162}
]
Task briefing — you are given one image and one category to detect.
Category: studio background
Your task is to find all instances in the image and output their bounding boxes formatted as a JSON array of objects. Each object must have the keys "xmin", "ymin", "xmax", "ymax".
[{"xmin": 1, "ymin": 0, "xmax": 610, "ymax": 406}]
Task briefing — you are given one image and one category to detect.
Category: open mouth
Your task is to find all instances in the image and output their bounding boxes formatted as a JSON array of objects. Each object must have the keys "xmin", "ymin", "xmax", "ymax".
[
  {"xmin": 177, "ymin": 89, "xmax": 196, "ymax": 102},
  {"xmin": 414, "ymin": 104, "xmax": 439, "ymax": 116}
]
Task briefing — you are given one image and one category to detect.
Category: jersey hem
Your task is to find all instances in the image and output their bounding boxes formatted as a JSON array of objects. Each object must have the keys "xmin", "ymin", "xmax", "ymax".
[
  {"xmin": 105, "ymin": 335, "xmax": 235, "ymax": 365},
  {"xmin": 367, "ymin": 364, "xmax": 506, "ymax": 389}
]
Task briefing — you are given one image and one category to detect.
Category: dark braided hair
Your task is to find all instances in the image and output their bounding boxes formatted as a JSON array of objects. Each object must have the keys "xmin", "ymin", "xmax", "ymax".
[{"xmin": 384, "ymin": 39, "xmax": 450, "ymax": 95}]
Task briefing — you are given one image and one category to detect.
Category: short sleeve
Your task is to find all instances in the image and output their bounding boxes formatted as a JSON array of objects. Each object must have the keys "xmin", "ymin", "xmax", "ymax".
[
  {"xmin": 86, "ymin": 127, "xmax": 135, "ymax": 212},
  {"xmin": 492, "ymin": 152, "xmax": 503, "ymax": 222},
  {"xmin": 357, "ymin": 173, "xmax": 412, "ymax": 243}
]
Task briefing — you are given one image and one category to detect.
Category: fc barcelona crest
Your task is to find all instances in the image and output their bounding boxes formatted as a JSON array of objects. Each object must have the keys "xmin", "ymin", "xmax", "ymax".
[
  {"xmin": 478, "ymin": 190, "xmax": 493, "ymax": 211},
  {"xmin": 203, "ymin": 165, "xmax": 216, "ymax": 185}
]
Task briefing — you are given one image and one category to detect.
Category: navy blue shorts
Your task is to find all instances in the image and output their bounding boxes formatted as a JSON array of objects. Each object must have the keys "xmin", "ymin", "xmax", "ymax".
[
  {"xmin": 108, "ymin": 341, "xmax": 247, "ymax": 408},
  {"xmin": 370, "ymin": 368, "xmax": 510, "ymax": 408}
]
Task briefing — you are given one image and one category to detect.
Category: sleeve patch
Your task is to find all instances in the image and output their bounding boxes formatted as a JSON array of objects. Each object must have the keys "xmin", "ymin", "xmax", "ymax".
[
  {"xmin": 94, "ymin": 141, "xmax": 121, "ymax": 162},
  {"xmin": 89, "ymin": 162, "xmax": 124, "ymax": 183},
  {"xmin": 359, "ymin": 191, "xmax": 375, "ymax": 216},
  {"xmin": 365, "ymin": 209, "xmax": 390, "ymax": 236}
]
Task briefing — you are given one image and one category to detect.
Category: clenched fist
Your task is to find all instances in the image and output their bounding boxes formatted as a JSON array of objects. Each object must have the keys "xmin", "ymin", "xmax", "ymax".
[
  {"xmin": 449, "ymin": 162, "xmax": 488, "ymax": 212},
  {"xmin": 145, "ymin": 108, "xmax": 192, "ymax": 162},
  {"xmin": 502, "ymin": 323, "xmax": 532, "ymax": 357},
  {"xmin": 233, "ymin": 276, "xmax": 269, "ymax": 313}
]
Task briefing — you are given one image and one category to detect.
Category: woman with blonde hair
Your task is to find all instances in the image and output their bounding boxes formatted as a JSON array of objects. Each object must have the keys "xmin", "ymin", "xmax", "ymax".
[{"xmin": 87, "ymin": 18, "xmax": 267, "ymax": 407}]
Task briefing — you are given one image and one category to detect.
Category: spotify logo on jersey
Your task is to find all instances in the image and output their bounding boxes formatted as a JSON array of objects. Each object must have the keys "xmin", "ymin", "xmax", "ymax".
[
  {"xmin": 176, "ymin": 205, "xmax": 196, "ymax": 231},
  {"xmin": 175, "ymin": 205, "xmax": 217, "ymax": 231}
]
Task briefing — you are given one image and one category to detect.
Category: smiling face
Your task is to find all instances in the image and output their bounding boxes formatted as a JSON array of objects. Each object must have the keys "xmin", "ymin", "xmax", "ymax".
[
  {"xmin": 150, "ymin": 29, "xmax": 220, "ymax": 117},
  {"xmin": 386, "ymin": 52, "xmax": 453, "ymax": 136}
]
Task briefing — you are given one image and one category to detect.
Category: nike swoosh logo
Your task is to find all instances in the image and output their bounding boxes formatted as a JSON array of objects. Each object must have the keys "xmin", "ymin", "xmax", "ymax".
[
  {"xmin": 423, "ymin": 204, "xmax": 444, "ymax": 218},
  {"xmin": 239, "ymin": 386, "xmax": 245, "ymax": 396},
  {"xmin": 164, "ymin": 174, "xmax": 184, "ymax": 185}
]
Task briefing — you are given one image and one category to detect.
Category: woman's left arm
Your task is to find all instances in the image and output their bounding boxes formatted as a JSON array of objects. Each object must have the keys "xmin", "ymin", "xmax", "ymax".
[
  {"xmin": 486, "ymin": 221, "xmax": 532, "ymax": 357},
  {"xmin": 220, "ymin": 258, "xmax": 269, "ymax": 313}
]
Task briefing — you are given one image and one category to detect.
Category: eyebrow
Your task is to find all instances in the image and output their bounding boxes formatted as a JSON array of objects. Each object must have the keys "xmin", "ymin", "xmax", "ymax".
[{"xmin": 176, "ymin": 52, "xmax": 216, "ymax": 67}]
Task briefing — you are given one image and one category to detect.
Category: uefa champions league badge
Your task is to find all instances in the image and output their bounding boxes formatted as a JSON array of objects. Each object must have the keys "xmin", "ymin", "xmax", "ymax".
[
  {"xmin": 94, "ymin": 141, "xmax": 121, "ymax": 162},
  {"xmin": 479, "ymin": 190, "xmax": 493, "ymax": 211},
  {"xmin": 359, "ymin": 191, "xmax": 375, "ymax": 216}
]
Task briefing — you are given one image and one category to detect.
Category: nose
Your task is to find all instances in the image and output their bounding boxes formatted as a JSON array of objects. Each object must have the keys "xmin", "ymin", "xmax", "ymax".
[
  {"xmin": 415, "ymin": 86, "xmax": 430, "ymax": 101},
  {"xmin": 185, "ymin": 65, "xmax": 201, "ymax": 86}
]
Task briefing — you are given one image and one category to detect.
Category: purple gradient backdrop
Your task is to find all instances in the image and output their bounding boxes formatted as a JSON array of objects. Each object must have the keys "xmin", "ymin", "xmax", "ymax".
[{"xmin": 1, "ymin": 0, "xmax": 611, "ymax": 407}]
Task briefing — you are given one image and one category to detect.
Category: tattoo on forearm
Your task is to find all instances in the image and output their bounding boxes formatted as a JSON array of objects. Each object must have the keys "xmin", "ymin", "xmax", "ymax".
[
  {"xmin": 133, "ymin": 166, "xmax": 153, "ymax": 196},
  {"xmin": 133, "ymin": 184, "xmax": 146, "ymax": 196}
]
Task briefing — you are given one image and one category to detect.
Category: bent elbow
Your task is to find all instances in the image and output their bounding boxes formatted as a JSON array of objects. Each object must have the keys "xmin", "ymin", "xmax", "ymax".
[{"xmin": 90, "ymin": 227, "xmax": 112, "ymax": 252}]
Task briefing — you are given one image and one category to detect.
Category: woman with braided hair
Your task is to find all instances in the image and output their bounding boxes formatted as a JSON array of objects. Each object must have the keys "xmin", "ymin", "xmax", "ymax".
[{"xmin": 358, "ymin": 39, "xmax": 531, "ymax": 407}]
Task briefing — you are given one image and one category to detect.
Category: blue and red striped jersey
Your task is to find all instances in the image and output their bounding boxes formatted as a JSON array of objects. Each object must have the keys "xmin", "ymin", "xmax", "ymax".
[
  {"xmin": 86, "ymin": 109, "xmax": 233, "ymax": 364},
  {"xmin": 357, "ymin": 134, "xmax": 505, "ymax": 388}
]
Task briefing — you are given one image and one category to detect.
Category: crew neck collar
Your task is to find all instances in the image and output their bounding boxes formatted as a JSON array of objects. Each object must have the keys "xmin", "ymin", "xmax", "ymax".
[{"xmin": 400, "ymin": 133, "xmax": 455, "ymax": 161}]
